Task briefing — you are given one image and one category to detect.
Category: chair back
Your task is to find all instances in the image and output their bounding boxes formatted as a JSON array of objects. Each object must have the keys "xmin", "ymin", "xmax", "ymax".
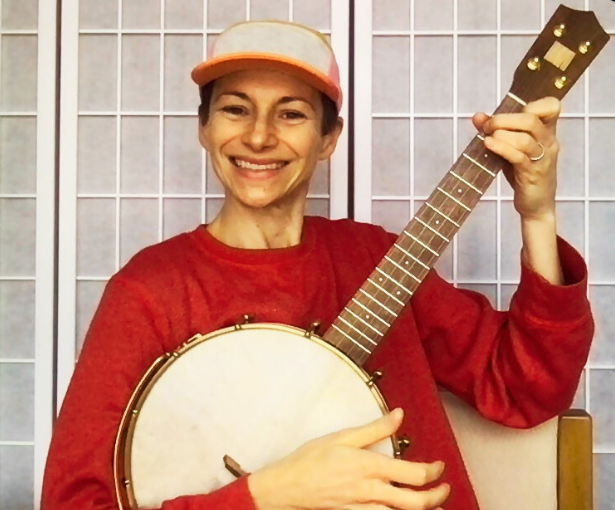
[{"xmin": 440, "ymin": 391, "xmax": 558, "ymax": 510}]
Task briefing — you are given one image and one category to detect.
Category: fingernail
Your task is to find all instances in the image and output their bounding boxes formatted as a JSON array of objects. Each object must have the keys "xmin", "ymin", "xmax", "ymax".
[{"xmin": 389, "ymin": 407, "xmax": 403, "ymax": 419}]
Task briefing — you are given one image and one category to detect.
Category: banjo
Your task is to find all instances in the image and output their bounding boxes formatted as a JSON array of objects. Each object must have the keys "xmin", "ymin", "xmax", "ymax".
[{"xmin": 114, "ymin": 6, "xmax": 608, "ymax": 508}]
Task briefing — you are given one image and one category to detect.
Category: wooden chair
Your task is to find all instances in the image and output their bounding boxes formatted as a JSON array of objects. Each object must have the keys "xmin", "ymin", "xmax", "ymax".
[{"xmin": 440, "ymin": 391, "xmax": 592, "ymax": 510}]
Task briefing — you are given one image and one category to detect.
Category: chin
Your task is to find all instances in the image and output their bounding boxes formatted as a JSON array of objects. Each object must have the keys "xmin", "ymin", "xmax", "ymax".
[{"xmin": 235, "ymin": 191, "xmax": 283, "ymax": 210}]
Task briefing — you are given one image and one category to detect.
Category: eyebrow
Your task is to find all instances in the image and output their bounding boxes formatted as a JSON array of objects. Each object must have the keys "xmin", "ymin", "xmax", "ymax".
[{"xmin": 216, "ymin": 92, "xmax": 316, "ymax": 111}]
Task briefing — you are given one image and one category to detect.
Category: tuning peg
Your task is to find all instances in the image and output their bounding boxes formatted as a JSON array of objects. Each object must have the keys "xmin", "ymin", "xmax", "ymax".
[
  {"xmin": 527, "ymin": 57, "xmax": 541, "ymax": 71},
  {"xmin": 553, "ymin": 23, "xmax": 566, "ymax": 37},
  {"xmin": 555, "ymin": 76, "xmax": 568, "ymax": 89},
  {"xmin": 579, "ymin": 41, "xmax": 591, "ymax": 54}
]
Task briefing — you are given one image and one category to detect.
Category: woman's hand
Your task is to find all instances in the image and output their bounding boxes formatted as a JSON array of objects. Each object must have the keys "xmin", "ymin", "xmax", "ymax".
[
  {"xmin": 472, "ymin": 97, "xmax": 564, "ymax": 284},
  {"xmin": 248, "ymin": 409, "xmax": 449, "ymax": 510},
  {"xmin": 472, "ymin": 96, "xmax": 561, "ymax": 221}
]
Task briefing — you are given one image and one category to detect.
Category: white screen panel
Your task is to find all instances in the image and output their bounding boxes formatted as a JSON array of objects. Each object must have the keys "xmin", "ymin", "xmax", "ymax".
[
  {"xmin": 78, "ymin": 35, "xmax": 117, "ymax": 112},
  {"xmin": 123, "ymin": 0, "xmax": 160, "ymax": 30},
  {"xmin": 2, "ymin": 0, "xmax": 38, "ymax": 29},
  {"xmin": 458, "ymin": 0, "xmax": 496, "ymax": 30},
  {"xmin": 0, "ymin": 35, "xmax": 38, "ymax": 112},
  {"xmin": 373, "ymin": 0, "xmax": 410, "ymax": 31},
  {"xmin": 0, "ymin": 117, "xmax": 37, "ymax": 194},
  {"xmin": 0, "ymin": 282, "xmax": 35, "ymax": 359},
  {"xmin": 122, "ymin": 35, "xmax": 160, "ymax": 112},
  {"xmin": 293, "ymin": 0, "xmax": 331, "ymax": 30}
]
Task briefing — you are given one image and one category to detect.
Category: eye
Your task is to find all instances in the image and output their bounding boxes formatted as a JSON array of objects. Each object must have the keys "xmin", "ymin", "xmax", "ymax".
[
  {"xmin": 221, "ymin": 105, "xmax": 247, "ymax": 116},
  {"xmin": 281, "ymin": 110, "xmax": 307, "ymax": 121}
]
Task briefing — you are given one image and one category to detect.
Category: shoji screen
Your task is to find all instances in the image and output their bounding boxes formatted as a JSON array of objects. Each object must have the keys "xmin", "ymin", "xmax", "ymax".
[
  {"xmin": 0, "ymin": 0, "xmax": 56, "ymax": 508},
  {"xmin": 354, "ymin": 0, "xmax": 615, "ymax": 507},
  {"xmin": 57, "ymin": 0, "xmax": 349, "ymax": 408}
]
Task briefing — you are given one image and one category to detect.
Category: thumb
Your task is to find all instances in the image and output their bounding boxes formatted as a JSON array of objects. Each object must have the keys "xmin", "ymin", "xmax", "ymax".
[{"xmin": 333, "ymin": 408, "xmax": 404, "ymax": 449}]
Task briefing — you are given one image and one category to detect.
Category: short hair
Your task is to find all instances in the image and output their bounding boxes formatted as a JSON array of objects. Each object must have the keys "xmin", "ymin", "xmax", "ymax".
[{"xmin": 198, "ymin": 81, "xmax": 339, "ymax": 135}]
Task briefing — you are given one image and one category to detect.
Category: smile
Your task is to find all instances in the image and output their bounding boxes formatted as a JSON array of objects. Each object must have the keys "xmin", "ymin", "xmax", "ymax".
[{"xmin": 230, "ymin": 157, "xmax": 289, "ymax": 171}]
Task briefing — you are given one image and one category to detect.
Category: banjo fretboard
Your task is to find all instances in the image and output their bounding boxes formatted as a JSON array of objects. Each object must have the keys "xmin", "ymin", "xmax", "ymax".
[{"xmin": 323, "ymin": 95, "xmax": 522, "ymax": 365}]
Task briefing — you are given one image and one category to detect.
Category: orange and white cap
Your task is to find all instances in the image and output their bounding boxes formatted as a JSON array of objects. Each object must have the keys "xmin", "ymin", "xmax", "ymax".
[{"xmin": 191, "ymin": 21, "xmax": 343, "ymax": 111}]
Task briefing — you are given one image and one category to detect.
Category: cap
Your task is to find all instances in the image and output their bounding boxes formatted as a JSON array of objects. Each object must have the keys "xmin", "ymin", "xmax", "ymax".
[{"xmin": 191, "ymin": 20, "xmax": 343, "ymax": 111}]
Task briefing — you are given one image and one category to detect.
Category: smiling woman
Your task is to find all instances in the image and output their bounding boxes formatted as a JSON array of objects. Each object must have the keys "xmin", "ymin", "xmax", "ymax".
[{"xmin": 198, "ymin": 69, "xmax": 343, "ymax": 248}]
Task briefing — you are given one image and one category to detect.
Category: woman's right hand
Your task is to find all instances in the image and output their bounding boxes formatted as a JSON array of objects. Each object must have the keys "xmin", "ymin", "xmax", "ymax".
[{"xmin": 248, "ymin": 408, "xmax": 449, "ymax": 510}]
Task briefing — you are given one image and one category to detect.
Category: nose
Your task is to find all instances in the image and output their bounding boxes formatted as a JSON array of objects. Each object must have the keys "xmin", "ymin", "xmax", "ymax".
[{"xmin": 241, "ymin": 114, "xmax": 278, "ymax": 152}]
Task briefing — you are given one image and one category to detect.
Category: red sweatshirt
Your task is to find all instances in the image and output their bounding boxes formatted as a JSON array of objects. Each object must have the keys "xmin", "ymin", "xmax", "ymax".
[{"xmin": 41, "ymin": 216, "xmax": 593, "ymax": 510}]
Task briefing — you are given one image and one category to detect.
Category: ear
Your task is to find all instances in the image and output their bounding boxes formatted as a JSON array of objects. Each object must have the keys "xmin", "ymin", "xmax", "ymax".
[
  {"xmin": 318, "ymin": 117, "xmax": 344, "ymax": 160},
  {"xmin": 198, "ymin": 120, "xmax": 211, "ymax": 152}
]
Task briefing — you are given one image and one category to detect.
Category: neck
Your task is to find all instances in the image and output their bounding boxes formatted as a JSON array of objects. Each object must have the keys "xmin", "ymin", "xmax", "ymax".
[{"xmin": 207, "ymin": 192, "xmax": 308, "ymax": 249}]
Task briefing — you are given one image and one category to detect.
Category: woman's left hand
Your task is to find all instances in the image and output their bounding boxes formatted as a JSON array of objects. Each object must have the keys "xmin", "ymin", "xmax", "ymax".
[{"xmin": 471, "ymin": 97, "xmax": 561, "ymax": 221}]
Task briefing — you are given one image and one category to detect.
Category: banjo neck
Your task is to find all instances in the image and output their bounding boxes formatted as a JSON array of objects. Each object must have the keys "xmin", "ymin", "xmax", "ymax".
[{"xmin": 322, "ymin": 4, "xmax": 609, "ymax": 367}]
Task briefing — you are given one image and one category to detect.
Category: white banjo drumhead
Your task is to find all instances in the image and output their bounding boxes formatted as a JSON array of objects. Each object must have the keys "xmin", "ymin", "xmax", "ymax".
[{"xmin": 124, "ymin": 324, "xmax": 395, "ymax": 508}]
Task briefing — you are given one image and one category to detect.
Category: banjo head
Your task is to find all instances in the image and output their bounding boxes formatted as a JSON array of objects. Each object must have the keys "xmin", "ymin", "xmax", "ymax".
[{"xmin": 114, "ymin": 323, "xmax": 397, "ymax": 509}]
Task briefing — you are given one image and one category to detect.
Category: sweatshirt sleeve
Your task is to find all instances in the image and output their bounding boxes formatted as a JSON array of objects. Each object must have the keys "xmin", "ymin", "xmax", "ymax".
[
  {"xmin": 410, "ymin": 236, "xmax": 594, "ymax": 428},
  {"xmin": 41, "ymin": 275, "xmax": 257, "ymax": 510}
]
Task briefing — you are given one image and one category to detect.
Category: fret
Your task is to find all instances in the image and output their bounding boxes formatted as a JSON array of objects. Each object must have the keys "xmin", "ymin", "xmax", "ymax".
[
  {"xmin": 393, "ymin": 243, "xmax": 430, "ymax": 270},
  {"xmin": 368, "ymin": 277, "xmax": 406, "ymax": 306},
  {"xmin": 403, "ymin": 231, "xmax": 440, "ymax": 257},
  {"xmin": 337, "ymin": 316, "xmax": 378, "ymax": 346},
  {"xmin": 375, "ymin": 266, "xmax": 413, "ymax": 295},
  {"xmin": 344, "ymin": 306, "xmax": 384, "ymax": 336},
  {"xmin": 351, "ymin": 298, "xmax": 390, "ymax": 327},
  {"xmin": 506, "ymin": 92, "xmax": 527, "ymax": 106},
  {"xmin": 388, "ymin": 243, "xmax": 429, "ymax": 271},
  {"xmin": 436, "ymin": 186, "xmax": 472, "ymax": 212},
  {"xmin": 359, "ymin": 289, "xmax": 398, "ymax": 317},
  {"xmin": 331, "ymin": 324, "xmax": 371, "ymax": 354},
  {"xmin": 416, "ymin": 217, "xmax": 450, "ymax": 243},
  {"xmin": 449, "ymin": 171, "xmax": 483, "ymax": 195},
  {"xmin": 384, "ymin": 255, "xmax": 422, "ymax": 283},
  {"xmin": 415, "ymin": 207, "xmax": 457, "ymax": 241},
  {"xmin": 462, "ymin": 153, "xmax": 496, "ymax": 177},
  {"xmin": 425, "ymin": 203, "xmax": 460, "ymax": 228}
]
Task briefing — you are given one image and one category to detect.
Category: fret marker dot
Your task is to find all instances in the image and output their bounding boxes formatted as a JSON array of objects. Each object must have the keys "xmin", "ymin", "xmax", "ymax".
[
  {"xmin": 379, "ymin": 277, "xmax": 384, "ymax": 282},
  {"xmin": 405, "ymin": 261, "xmax": 409, "ymax": 265},
  {"xmin": 366, "ymin": 314, "xmax": 370, "ymax": 319},
  {"xmin": 458, "ymin": 189, "xmax": 463, "ymax": 193},
  {"xmin": 435, "ymin": 220, "xmax": 440, "ymax": 224},
  {"xmin": 396, "ymin": 291, "xmax": 401, "ymax": 295},
  {"xmin": 484, "ymin": 154, "xmax": 488, "ymax": 158}
]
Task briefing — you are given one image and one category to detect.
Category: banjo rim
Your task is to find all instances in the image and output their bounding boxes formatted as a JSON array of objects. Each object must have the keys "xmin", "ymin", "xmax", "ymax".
[{"xmin": 113, "ymin": 322, "xmax": 397, "ymax": 509}]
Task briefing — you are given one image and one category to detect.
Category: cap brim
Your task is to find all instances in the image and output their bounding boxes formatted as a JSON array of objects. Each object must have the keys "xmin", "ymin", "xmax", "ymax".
[{"xmin": 191, "ymin": 53, "xmax": 341, "ymax": 110}]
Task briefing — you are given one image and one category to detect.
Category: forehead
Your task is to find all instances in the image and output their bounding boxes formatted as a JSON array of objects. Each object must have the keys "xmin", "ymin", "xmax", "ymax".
[{"xmin": 212, "ymin": 69, "xmax": 320, "ymax": 103}]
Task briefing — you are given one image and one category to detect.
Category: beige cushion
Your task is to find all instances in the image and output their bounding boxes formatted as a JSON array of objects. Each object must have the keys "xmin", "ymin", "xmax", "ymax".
[{"xmin": 440, "ymin": 391, "xmax": 558, "ymax": 510}]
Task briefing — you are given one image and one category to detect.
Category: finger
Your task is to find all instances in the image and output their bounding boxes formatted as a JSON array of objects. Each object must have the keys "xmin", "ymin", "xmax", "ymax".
[
  {"xmin": 523, "ymin": 97, "xmax": 561, "ymax": 128},
  {"xmin": 374, "ymin": 481, "xmax": 450, "ymax": 510},
  {"xmin": 484, "ymin": 135, "xmax": 531, "ymax": 168},
  {"xmin": 471, "ymin": 112, "xmax": 490, "ymax": 132},
  {"xmin": 371, "ymin": 456, "xmax": 445, "ymax": 486},
  {"xmin": 330, "ymin": 408, "xmax": 404, "ymax": 449},
  {"xmin": 483, "ymin": 112, "xmax": 554, "ymax": 145},
  {"xmin": 489, "ymin": 129, "xmax": 544, "ymax": 159}
]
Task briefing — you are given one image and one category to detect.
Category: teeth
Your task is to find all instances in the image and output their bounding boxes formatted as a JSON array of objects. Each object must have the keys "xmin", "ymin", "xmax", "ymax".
[{"xmin": 233, "ymin": 158, "xmax": 286, "ymax": 171}]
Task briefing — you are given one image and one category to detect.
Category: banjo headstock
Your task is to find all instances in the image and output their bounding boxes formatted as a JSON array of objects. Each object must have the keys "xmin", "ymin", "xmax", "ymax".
[{"xmin": 509, "ymin": 4, "xmax": 609, "ymax": 104}]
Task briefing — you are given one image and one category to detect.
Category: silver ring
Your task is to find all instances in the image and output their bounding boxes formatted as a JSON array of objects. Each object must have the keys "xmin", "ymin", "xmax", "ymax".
[{"xmin": 529, "ymin": 142, "xmax": 545, "ymax": 162}]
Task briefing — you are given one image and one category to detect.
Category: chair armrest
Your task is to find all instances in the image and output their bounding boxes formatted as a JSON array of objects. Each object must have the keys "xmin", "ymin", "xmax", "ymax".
[{"xmin": 558, "ymin": 410, "xmax": 592, "ymax": 510}]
